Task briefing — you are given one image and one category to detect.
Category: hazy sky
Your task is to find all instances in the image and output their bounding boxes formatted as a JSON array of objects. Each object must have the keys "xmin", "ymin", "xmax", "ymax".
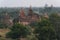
[{"xmin": 0, "ymin": 0, "xmax": 60, "ymax": 7}]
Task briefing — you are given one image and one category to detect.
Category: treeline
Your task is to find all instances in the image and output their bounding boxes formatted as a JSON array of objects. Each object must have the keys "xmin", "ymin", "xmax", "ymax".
[{"xmin": 0, "ymin": 7, "xmax": 60, "ymax": 18}]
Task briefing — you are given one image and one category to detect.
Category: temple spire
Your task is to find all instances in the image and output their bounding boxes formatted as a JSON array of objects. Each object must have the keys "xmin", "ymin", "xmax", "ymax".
[
  {"xmin": 5, "ymin": 12, "xmax": 8, "ymax": 16},
  {"xmin": 28, "ymin": 5, "xmax": 33, "ymax": 16},
  {"xmin": 19, "ymin": 8, "xmax": 25, "ymax": 17},
  {"xmin": 5, "ymin": 13, "xmax": 10, "ymax": 19},
  {"xmin": 29, "ymin": 5, "xmax": 32, "ymax": 11}
]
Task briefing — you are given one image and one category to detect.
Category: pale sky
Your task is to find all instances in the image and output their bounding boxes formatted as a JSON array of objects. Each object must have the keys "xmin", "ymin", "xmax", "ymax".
[{"xmin": 0, "ymin": 0, "xmax": 60, "ymax": 7}]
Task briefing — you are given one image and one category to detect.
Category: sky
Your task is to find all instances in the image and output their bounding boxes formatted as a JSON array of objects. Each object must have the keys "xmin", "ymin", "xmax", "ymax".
[{"xmin": 0, "ymin": 0, "xmax": 60, "ymax": 7}]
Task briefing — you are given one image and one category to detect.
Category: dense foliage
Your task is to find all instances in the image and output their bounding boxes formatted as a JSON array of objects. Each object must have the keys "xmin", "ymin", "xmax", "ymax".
[
  {"xmin": 49, "ymin": 13, "xmax": 60, "ymax": 40},
  {"xmin": 33, "ymin": 18, "xmax": 57, "ymax": 40},
  {"xmin": 6, "ymin": 23, "xmax": 31, "ymax": 39}
]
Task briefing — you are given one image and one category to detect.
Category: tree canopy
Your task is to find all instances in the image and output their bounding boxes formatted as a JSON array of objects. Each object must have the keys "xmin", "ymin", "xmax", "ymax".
[
  {"xmin": 6, "ymin": 23, "xmax": 31, "ymax": 39},
  {"xmin": 34, "ymin": 18, "xmax": 57, "ymax": 40}
]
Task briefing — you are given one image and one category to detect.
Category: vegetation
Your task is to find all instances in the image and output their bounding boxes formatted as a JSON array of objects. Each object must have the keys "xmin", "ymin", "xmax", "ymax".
[
  {"xmin": 0, "ymin": 23, "xmax": 8, "ymax": 29},
  {"xmin": 49, "ymin": 13, "xmax": 60, "ymax": 40},
  {"xmin": 6, "ymin": 23, "xmax": 31, "ymax": 39},
  {"xmin": 34, "ymin": 18, "xmax": 57, "ymax": 40}
]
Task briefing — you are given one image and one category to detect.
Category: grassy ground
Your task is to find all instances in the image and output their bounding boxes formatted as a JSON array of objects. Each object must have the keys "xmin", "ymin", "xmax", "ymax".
[{"xmin": 0, "ymin": 29, "xmax": 10, "ymax": 37}]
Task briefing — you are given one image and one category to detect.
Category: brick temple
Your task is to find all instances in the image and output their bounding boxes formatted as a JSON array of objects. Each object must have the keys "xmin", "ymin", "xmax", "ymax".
[{"xmin": 13, "ymin": 6, "xmax": 40, "ymax": 25}]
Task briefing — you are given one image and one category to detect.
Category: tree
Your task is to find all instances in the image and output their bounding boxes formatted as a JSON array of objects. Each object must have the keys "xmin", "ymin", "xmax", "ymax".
[
  {"xmin": 6, "ymin": 23, "xmax": 31, "ymax": 39},
  {"xmin": 0, "ymin": 23, "xmax": 8, "ymax": 29},
  {"xmin": 49, "ymin": 13, "xmax": 60, "ymax": 40},
  {"xmin": 34, "ymin": 18, "xmax": 57, "ymax": 40}
]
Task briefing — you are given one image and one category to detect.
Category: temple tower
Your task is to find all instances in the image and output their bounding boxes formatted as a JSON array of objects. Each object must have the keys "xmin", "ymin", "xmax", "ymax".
[
  {"xmin": 3, "ymin": 13, "xmax": 13, "ymax": 26},
  {"xmin": 19, "ymin": 8, "xmax": 25, "ymax": 18},
  {"xmin": 28, "ymin": 5, "xmax": 33, "ymax": 16}
]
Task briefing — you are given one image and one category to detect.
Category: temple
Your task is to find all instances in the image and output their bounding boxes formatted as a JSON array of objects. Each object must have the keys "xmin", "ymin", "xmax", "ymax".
[
  {"xmin": 13, "ymin": 6, "xmax": 40, "ymax": 25},
  {"xmin": 2, "ymin": 6, "xmax": 49, "ymax": 26},
  {"xmin": 3, "ymin": 13, "xmax": 13, "ymax": 27}
]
